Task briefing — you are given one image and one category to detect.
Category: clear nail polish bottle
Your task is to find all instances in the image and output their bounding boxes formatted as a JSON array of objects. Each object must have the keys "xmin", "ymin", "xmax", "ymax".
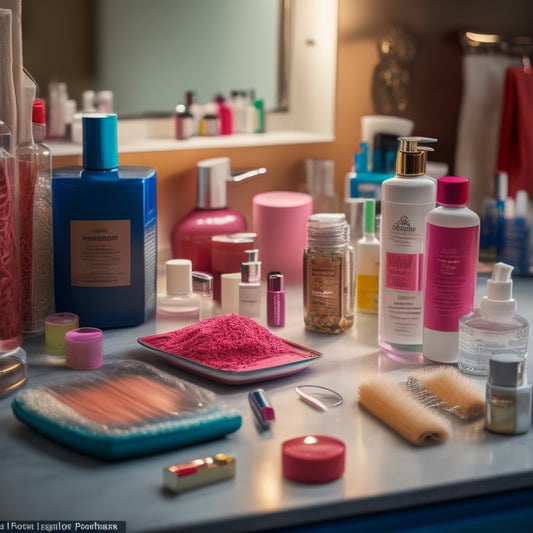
[{"xmin": 485, "ymin": 353, "xmax": 532, "ymax": 435}]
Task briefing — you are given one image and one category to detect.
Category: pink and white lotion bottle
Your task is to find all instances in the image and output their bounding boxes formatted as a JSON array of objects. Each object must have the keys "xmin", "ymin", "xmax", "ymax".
[
  {"xmin": 422, "ymin": 176, "xmax": 480, "ymax": 363},
  {"xmin": 378, "ymin": 137, "xmax": 437, "ymax": 363}
]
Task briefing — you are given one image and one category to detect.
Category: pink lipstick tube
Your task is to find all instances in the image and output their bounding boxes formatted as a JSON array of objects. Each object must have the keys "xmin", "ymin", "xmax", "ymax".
[{"xmin": 267, "ymin": 272, "xmax": 285, "ymax": 327}]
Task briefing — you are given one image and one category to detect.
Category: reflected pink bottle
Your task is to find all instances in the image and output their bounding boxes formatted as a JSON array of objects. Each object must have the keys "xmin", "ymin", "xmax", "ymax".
[{"xmin": 267, "ymin": 272, "xmax": 285, "ymax": 327}]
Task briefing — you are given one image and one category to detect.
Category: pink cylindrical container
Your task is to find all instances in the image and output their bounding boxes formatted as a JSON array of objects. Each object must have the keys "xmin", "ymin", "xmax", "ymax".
[
  {"xmin": 252, "ymin": 192, "xmax": 312, "ymax": 282},
  {"xmin": 211, "ymin": 233, "xmax": 257, "ymax": 302},
  {"xmin": 65, "ymin": 327, "xmax": 103, "ymax": 369}
]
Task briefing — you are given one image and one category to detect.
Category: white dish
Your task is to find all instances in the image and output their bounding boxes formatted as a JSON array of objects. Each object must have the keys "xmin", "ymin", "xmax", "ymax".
[{"xmin": 137, "ymin": 337, "xmax": 322, "ymax": 385}]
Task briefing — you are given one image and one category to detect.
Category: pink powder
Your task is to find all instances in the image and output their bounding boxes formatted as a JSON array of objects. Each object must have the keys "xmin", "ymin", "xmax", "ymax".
[{"xmin": 143, "ymin": 314, "xmax": 294, "ymax": 371}]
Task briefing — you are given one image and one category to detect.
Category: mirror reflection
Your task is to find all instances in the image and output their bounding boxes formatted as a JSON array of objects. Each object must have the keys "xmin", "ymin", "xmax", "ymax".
[{"xmin": 23, "ymin": 0, "xmax": 285, "ymax": 117}]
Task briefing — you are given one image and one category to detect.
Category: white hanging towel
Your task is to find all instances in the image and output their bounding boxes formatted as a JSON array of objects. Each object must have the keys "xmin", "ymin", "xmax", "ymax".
[{"xmin": 454, "ymin": 54, "xmax": 519, "ymax": 215}]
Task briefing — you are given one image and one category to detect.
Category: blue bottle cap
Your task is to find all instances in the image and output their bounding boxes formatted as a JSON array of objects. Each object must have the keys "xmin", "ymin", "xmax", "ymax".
[{"xmin": 82, "ymin": 114, "xmax": 119, "ymax": 170}]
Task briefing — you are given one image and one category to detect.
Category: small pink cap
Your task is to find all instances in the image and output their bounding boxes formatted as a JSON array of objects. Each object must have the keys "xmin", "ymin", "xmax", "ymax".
[
  {"xmin": 32, "ymin": 98, "xmax": 46, "ymax": 124},
  {"xmin": 436, "ymin": 176, "xmax": 469, "ymax": 206},
  {"xmin": 282, "ymin": 435, "xmax": 345, "ymax": 484},
  {"xmin": 65, "ymin": 327, "xmax": 103, "ymax": 370}
]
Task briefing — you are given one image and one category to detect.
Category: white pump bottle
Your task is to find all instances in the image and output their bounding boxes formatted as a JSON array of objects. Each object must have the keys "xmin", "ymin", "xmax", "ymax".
[{"xmin": 377, "ymin": 137, "xmax": 437, "ymax": 363}]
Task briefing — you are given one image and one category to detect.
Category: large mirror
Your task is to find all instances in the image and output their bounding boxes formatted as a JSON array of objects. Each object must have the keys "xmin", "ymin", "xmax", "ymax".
[{"xmin": 22, "ymin": 0, "xmax": 288, "ymax": 116}]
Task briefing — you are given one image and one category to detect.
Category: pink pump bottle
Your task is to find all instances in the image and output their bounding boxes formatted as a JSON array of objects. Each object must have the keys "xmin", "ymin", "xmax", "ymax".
[{"xmin": 171, "ymin": 157, "xmax": 264, "ymax": 273}]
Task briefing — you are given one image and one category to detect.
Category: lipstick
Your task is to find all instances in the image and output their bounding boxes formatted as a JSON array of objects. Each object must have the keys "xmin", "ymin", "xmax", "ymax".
[{"xmin": 267, "ymin": 272, "xmax": 285, "ymax": 327}]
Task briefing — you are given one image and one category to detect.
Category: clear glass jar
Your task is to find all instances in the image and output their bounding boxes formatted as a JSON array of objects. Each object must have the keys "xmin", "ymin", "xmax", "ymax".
[
  {"xmin": 457, "ymin": 310, "xmax": 529, "ymax": 375},
  {"xmin": 303, "ymin": 213, "xmax": 354, "ymax": 333}
]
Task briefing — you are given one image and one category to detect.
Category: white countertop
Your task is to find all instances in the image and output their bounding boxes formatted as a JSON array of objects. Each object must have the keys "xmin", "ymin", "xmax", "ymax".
[{"xmin": 1, "ymin": 273, "xmax": 532, "ymax": 532}]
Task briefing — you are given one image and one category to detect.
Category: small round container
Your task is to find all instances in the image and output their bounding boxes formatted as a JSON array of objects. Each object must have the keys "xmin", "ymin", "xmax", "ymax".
[
  {"xmin": 45, "ymin": 312, "xmax": 80, "ymax": 356},
  {"xmin": 65, "ymin": 327, "xmax": 103, "ymax": 370},
  {"xmin": 0, "ymin": 347, "xmax": 27, "ymax": 397},
  {"xmin": 282, "ymin": 435, "xmax": 345, "ymax": 484},
  {"xmin": 211, "ymin": 233, "xmax": 257, "ymax": 302}
]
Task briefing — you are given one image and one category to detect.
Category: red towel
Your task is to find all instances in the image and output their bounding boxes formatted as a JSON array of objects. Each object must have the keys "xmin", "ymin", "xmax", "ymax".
[{"xmin": 497, "ymin": 66, "xmax": 533, "ymax": 198}]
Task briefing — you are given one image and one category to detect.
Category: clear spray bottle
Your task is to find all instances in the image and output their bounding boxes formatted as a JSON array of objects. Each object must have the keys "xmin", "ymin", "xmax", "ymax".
[
  {"xmin": 458, "ymin": 262, "xmax": 529, "ymax": 376},
  {"xmin": 377, "ymin": 137, "xmax": 437, "ymax": 363}
]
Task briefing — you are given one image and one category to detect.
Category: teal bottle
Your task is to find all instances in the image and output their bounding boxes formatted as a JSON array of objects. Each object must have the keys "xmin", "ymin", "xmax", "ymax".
[{"xmin": 52, "ymin": 114, "xmax": 157, "ymax": 328}]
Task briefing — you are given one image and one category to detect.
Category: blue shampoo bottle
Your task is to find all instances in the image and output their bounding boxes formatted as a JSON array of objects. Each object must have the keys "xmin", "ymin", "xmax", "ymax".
[{"xmin": 52, "ymin": 114, "xmax": 157, "ymax": 328}]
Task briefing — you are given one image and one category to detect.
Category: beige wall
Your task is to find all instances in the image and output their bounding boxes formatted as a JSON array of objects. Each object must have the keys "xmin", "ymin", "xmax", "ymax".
[{"xmin": 52, "ymin": 0, "xmax": 533, "ymax": 256}]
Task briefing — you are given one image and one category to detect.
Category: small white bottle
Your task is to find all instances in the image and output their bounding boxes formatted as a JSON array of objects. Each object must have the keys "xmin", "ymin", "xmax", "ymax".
[
  {"xmin": 192, "ymin": 271, "xmax": 215, "ymax": 319},
  {"xmin": 157, "ymin": 259, "xmax": 200, "ymax": 322},
  {"xmin": 378, "ymin": 137, "xmax": 437, "ymax": 363},
  {"xmin": 239, "ymin": 249, "xmax": 261, "ymax": 318},
  {"xmin": 356, "ymin": 199, "xmax": 380, "ymax": 314},
  {"xmin": 422, "ymin": 176, "xmax": 480, "ymax": 363},
  {"xmin": 485, "ymin": 353, "xmax": 532, "ymax": 435},
  {"xmin": 457, "ymin": 262, "xmax": 529, "ymax": 376}
]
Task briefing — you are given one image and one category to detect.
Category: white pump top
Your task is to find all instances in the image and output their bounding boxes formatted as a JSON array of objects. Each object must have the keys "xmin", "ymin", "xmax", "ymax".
[
  {"xmin": 480, "ymin": 262, "xmax": 517, "ymax": 322},
  {"xmin": 196, "ymin": 157, "xmax": 267, "ymax": 209}
]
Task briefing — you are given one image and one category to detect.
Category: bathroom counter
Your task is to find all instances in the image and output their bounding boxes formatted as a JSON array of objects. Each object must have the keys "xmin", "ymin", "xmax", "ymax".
[{"xmin": 1, "ymin": 274, "xmax": 533, "ymax": 532}]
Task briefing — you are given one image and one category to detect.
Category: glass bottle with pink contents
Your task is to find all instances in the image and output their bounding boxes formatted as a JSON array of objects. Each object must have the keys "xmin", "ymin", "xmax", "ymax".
[{"xmin": 15, "ymin": 96, "xmax": 52, "ymax": 333}]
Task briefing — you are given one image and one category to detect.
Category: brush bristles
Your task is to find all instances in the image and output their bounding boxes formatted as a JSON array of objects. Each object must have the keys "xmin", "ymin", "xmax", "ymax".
[
  {"xmin": 412, "ymin": 367, "xmax": 485, "ymax": 419},
  {"xmin": 358, "ymin": 375, "xmax": 450, "ymax": 446}
]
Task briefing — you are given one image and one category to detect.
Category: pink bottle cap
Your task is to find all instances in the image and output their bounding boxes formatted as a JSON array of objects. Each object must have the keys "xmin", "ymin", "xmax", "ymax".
[
  {"xmin": 65, "ymin": 327, "xmax": 103, "ymax": 370},
  {"xmin": 282, "ymin": 435, "xmax": 345, "ymax": 483},
  {"xmin": 436, "ymin": 176, "xmax": 469, "ymax": 206},
  {"xmin": 252, "ymin": 191, "xmax": 312, "ymax": 282}
]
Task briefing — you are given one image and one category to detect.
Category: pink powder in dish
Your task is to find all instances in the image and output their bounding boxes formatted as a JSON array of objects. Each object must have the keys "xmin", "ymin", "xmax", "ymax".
[{"xmin": 143, "ymin": 314, "xmax": 295, "ymax": 371}]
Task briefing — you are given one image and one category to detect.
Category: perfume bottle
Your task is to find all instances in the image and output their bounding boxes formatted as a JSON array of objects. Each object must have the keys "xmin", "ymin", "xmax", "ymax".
[
  {"xmin": 239, "ymin": 249, "xmax": 261, "ymax": 318},
  {"xmin": 157, "ymin": 259, "xmax": 200, "ymax": 322},
  {"xmin": 458, "ymin": 262, "xmax": 529, "ymax": 376},
  {"xmin": 52, "ymin": 114, "xmax": 157, "ymax": 328},
  {"xmin": 303, "ymin": 213, "xmax": 355, "ymax": 334},
  {"xmin": 192, "ymin": 271, "xmax": 215, "ymax": 319},
  {"xmin": 15, "ymin": 97, "xmax": 53, "ymax": 333}
]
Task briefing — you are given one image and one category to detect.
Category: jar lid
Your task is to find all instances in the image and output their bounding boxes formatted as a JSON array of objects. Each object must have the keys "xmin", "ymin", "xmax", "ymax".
[
  {"xmin": 307, "ymin": 213, "xmax": 350, "ymax": 248},
  {"xmin": 282, "ymin": 435, "xmax": 345, "ymax": 483},
  {"xmin": 489, "ymin": 353, "xmax": 527, "ymax": 387}
]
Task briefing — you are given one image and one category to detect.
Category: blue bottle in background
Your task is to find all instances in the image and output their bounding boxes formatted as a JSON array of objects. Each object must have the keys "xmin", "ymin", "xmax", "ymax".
[{"xmin": 52, "ymin": 114, "xmax": 157, "ymax": 328}]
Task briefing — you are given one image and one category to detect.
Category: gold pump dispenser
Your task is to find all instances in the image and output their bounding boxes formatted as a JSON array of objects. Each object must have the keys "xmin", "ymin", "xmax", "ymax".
[{"xmin": 396, "ymin": 137, "xmax": 437, "ymax": 177}]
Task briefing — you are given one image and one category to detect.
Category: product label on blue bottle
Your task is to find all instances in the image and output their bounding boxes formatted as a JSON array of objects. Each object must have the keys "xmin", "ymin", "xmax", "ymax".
[{"xmin": 70, "ymin": 220, "xmax": 131, "ymax": 286}]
